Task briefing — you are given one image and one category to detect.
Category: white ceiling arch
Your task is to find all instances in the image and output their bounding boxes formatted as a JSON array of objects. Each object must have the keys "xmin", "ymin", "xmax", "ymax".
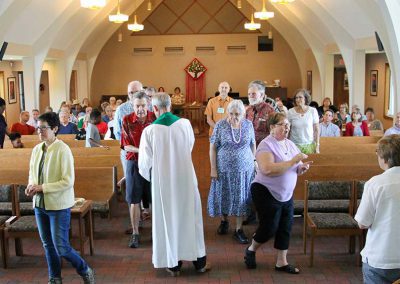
[{"xmin": 0, "ymin": 0, "xmax": 399, "ymax": 111}]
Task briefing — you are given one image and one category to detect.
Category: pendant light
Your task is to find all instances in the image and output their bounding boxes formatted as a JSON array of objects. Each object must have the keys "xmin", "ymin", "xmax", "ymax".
[
  {"xmin": 255, "ymin": 0, "xmax": 274, "ymax": 20},
  {"xmin": 109, "ymin": 0, "xmax": 129, "ymax": 23}
]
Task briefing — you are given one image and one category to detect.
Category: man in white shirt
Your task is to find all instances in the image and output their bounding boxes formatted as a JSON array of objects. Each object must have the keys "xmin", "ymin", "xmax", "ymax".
[
  {"xmin": 355, "ymin": 134, "xmax": 400, "ymax": 284},
  {"xmin": 319, "ymin": 109, "xmax": 341, "ymax": 137}
]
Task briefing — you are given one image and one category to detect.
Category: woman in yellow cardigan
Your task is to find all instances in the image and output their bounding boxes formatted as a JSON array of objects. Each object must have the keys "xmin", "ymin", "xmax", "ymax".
[{"xmin": 25, "ymin": 112, "xmax": 94, "ymax": 284}]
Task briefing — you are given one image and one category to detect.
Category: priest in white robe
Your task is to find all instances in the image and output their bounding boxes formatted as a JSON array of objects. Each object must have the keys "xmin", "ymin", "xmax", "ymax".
[{"xmin": 138, "ymin": 92, "xmax": 210, "ymax": 276}]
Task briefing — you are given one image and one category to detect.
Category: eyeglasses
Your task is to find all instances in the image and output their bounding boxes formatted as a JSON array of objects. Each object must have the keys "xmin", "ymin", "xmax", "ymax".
[
  {"xmin": 37, "ymin": 126, "xmax": 51, "ymax": 132},
  {"xmin": 229, "ymin": 112, "xmax": 241, "ymax": 117},
  {"xmin": 295, "ymin": 96, "xmax": 304, "ymax": 100}
]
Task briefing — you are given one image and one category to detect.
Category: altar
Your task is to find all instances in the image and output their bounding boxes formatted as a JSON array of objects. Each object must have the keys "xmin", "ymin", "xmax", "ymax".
[{"xmin": 173, "ymin": 103, "xmax": 205, "ymax": 135}]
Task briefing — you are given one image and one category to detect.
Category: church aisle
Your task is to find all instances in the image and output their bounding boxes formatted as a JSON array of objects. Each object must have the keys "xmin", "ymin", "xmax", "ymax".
[{"xmin": 0, "ymin": 135, "xmax": 363, "ymax": 283}]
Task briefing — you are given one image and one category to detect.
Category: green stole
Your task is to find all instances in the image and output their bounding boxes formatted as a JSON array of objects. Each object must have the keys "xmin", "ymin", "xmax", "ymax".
[{"xmin": 153, "ymin": 112, "xmax": 180, "ymax": 126}]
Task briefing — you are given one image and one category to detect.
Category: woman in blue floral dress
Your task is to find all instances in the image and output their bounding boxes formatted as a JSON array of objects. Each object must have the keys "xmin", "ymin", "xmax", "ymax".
[{"xmin": 208, "ymin": 100, "xmax": 256, "ymax": 244}]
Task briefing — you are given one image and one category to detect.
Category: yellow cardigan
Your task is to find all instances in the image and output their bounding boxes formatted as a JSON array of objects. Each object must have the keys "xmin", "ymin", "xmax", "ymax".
[{"xmin": 29, "ymin": 139, "xmax": 75, "ymax": 210}]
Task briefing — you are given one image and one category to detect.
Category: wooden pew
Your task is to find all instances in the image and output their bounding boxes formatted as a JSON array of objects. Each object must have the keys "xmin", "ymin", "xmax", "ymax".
[
  {"xmin": 3, "ymin": 134, "xmax": 78, "ymax": 148},
  {"xmin": 18, "ymin": 139, "xmax": 120, "ymax": 149},
  {"xmin": 293, "ymin": 164, "xmax": 382, "ymax": 200},
  {"xmin": 20, "ymin": 134, "xmax": 76, "ymax": 141},
  {"xmin": 306, "ymin": 152, "xmax": 377, "ymax": 165},
  {"xmin": 369, "ymin": 130, "xmax": 384, "ymax": 137},
  {"xmin": 0, "ymin": 167, "xmax": 117, "ymax": 218},
  {"xmin": 0, "ymin": 146, "xmax": 121, "ymax": 158},
  {"xmin": 0, "ymin": 155, "xmax": 123, "ymax": 181},
  {"xmin": 320, "ymin": 136, "xmax": 381, "ymax": 145},
  {"xmin": 320, "ymin": 143, "xmax": 376, "ymax": 153}
]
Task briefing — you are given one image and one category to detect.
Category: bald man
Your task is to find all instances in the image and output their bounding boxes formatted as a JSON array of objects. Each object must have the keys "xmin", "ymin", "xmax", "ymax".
[
  {"xmin": 204, "ymin": 81, "xmax": 233, "ymax": 136},
  {"xmin": 11, "ymin": 111, "xmax": 36, "ymax": 135}
]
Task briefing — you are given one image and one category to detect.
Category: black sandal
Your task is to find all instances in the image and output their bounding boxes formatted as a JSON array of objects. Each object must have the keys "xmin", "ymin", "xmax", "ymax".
[{"xmin": 275, "ymin": 264, "xmax": 300, "ymax": 274}]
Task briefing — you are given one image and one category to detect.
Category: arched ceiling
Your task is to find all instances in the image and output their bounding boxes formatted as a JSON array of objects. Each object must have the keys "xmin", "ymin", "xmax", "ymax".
[
  {"xmin": 1, "ymin": 0, "xmax": 399, "ymax": 99},
  {"xmin": 0, "ymin": 0, "xmax": 384, "ymax": 60}
]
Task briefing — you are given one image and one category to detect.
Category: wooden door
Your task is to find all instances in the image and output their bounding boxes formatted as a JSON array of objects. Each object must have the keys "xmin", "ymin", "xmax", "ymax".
[{"xmin": 333, "ymin": 68, "xmax": 349, "ymax": 107}]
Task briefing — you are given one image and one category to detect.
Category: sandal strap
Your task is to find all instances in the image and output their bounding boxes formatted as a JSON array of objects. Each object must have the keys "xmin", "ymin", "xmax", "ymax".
[{"xmin": 275, "ymin": 264, "xmax": 300, "ymax": 274}]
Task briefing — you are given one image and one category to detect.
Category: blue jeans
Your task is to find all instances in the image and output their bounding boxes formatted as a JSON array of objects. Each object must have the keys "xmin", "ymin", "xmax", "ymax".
[
  {"xmin": 362, "ymin": 262, "xmax": 400, "ymax": 284},
  {"xmin": 35, "ymin": 207, "xmax": 89, "ymax": 278}
]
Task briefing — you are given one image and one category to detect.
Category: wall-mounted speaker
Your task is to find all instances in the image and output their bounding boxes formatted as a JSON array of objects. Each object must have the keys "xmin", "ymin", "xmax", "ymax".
[
  {"xmin": 258, "ymin": 36, "xmax": 273, "ymax": 52},
  {"xmin": 0, "ymin": 42, "xmax": 8, "ymax": 61},
  {"xmin": 375, "ymin": 32, "xmax": 384, "ymax": 52}
]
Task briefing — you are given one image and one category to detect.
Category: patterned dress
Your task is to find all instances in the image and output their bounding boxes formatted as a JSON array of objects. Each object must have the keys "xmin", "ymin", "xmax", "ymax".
[{"xmin": 207, "ymin": 119, "xmax": 255, "ymax": 217}]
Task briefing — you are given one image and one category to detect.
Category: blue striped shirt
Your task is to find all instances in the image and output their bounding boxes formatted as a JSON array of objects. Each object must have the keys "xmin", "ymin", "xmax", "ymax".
[{"xmin": 319, "ymin": 122, "xmax": 341, "ymax": 137}]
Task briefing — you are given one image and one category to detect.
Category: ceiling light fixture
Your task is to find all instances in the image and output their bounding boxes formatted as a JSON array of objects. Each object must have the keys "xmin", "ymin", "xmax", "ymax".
[
  {"xmin": 147, "ymin": 0, "xmax": 152, "ymax": 11},
  {"xmin": 109, "ymin": 0, "xmax": 129, "ymax": 23},
  {"xmin": 237, "ymin": 0, "xmax": 242, "ymax": 9},
  {"xmin": 128, "ymin": 15, "xmax": 144, "ymax": 32},
  {"xmin": 118, "ymin": 28, "xmax": 123, "ymax": 42},
  {"xmin": 244, "ymin": 14, "xmax": 261, "ymax": 31},
  {"xmin": 268, "ymin": 23, "xmax": 273, "ymax": 39},
  {"xmin": 255, "ymin": 0, "xmax": 274, "ymax": 20},
  {"xmin": 270, "ymin": 0, "xmax": 295, "ymax": 3},
  {"xmin": 80, "ymin": 0, "xmax": 106, "ymax": 10}
]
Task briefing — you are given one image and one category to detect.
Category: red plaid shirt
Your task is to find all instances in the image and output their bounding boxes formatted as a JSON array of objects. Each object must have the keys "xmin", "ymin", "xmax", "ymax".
[{"xmin": 121, "ymin": 112, "xmax": 156, "ymax": 161}]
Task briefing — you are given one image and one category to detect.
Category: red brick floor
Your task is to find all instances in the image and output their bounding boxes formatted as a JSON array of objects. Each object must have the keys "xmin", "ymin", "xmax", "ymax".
[{"xmin": 0, "ymin": 135, "xmax": 363, "ymax": 283}]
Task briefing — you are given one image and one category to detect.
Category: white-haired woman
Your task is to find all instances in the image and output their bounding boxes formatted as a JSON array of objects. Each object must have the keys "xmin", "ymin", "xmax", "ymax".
[
  {"xmin": 208, "ymin": 100, "xmax": 256, "ymax": 244},
  {"xmin": 287, "ymin": 89, "xmax": 320, "ymax": 154}
]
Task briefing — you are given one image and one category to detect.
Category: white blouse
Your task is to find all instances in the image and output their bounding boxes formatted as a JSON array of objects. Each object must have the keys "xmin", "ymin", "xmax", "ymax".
[{"xmin": 287, "ymin": 107, "xmax": 319, "ymax": 145}]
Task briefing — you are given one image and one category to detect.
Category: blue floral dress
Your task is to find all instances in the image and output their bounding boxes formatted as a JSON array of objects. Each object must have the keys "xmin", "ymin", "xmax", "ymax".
[{"xmin": 207, "ymin": 119, "xmax": 256, "ymax": 217}]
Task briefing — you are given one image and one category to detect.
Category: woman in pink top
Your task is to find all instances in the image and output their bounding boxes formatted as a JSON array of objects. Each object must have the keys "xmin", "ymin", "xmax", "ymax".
[{"xmin": 244, "ymin": 113, "xmax": 312, "ymax": 274}]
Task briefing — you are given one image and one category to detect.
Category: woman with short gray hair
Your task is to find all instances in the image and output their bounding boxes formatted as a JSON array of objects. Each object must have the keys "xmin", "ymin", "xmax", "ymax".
[{"xmin": 208, "ymin": 100, "xmax": 256, "ymax": 244}]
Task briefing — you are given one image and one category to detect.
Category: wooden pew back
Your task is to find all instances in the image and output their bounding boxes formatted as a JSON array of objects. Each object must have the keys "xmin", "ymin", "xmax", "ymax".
[
  {"xmin": 0, "ymin": 146, "xmax": 121, "ymax": 158},
  {"xmin": 320, "ymin": 136, "xmax": 381, "ymax": 145},
  {"xmin": 306, "ymin": 153, "xmax": 377, "ymax": 165},
  {"xmin": 0, "ymin": 153, "xmax": 122, "ymax": 180},
  {"xmin": 320, "ymin": 143, "xmax": 376, "ymax": 153},
  {"xmin": 0, "ymin": 167, "xmax": 116, "ymax": 204},
  {"xmin": 293, "ymin": 164, "xmax": 382, "ymax": 199},
  {"xmin": 19, "ymin": 139, "xmax": 120, "ymax": 149}
]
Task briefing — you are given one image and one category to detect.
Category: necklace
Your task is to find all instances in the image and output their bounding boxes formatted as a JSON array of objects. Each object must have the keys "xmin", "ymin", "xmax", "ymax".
[{"xmin": 230, "ymin": 123, "xmax": 242, "ymax": 144}]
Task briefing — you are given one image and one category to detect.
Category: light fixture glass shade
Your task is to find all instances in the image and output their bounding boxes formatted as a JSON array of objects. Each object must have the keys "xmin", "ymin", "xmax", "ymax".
[
  {"xmin": 270, "ymin": 0, "xmax": 295, "ymax": 3},
  {"xmin": 237, "ymin": 0, "xmax": 242, "ymax": 9},
  {"xmin": 128, "ymin": 15, "xmax": 144, "ymax": 32},
  {"xmin": 254, "ymin": 10, "xmax": 274, "ymax": 19},
  {"xmin": 244, "ymin": 14, "xmax": 261, "ymax": 31},
  {"xmin": 147, "ymin": 1, "xmax": 152, "ymax": 11},
  {"xmin": 80, "ymin": 0, "xmax": 106, "ymax": 9},
  {"xmin": 254, "ymin": 0, "xmax": 274, "ymax": 20},
  {"xmin": 109, "ymin": 13, "xmax": 129, "ymax": 23}
]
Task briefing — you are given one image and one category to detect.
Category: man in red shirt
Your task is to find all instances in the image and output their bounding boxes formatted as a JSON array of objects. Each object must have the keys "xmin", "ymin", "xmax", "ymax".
[
  {"xmin": 121, "ymin": 91, "xmax": 156, "ymax": 248},
  {"xmin": 246, "ymin": 80, "xmax": 275, "ymax": 146},
  {"xmin": 11, "ymin": 111, "xmax": 36, "ymax": 135}
]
